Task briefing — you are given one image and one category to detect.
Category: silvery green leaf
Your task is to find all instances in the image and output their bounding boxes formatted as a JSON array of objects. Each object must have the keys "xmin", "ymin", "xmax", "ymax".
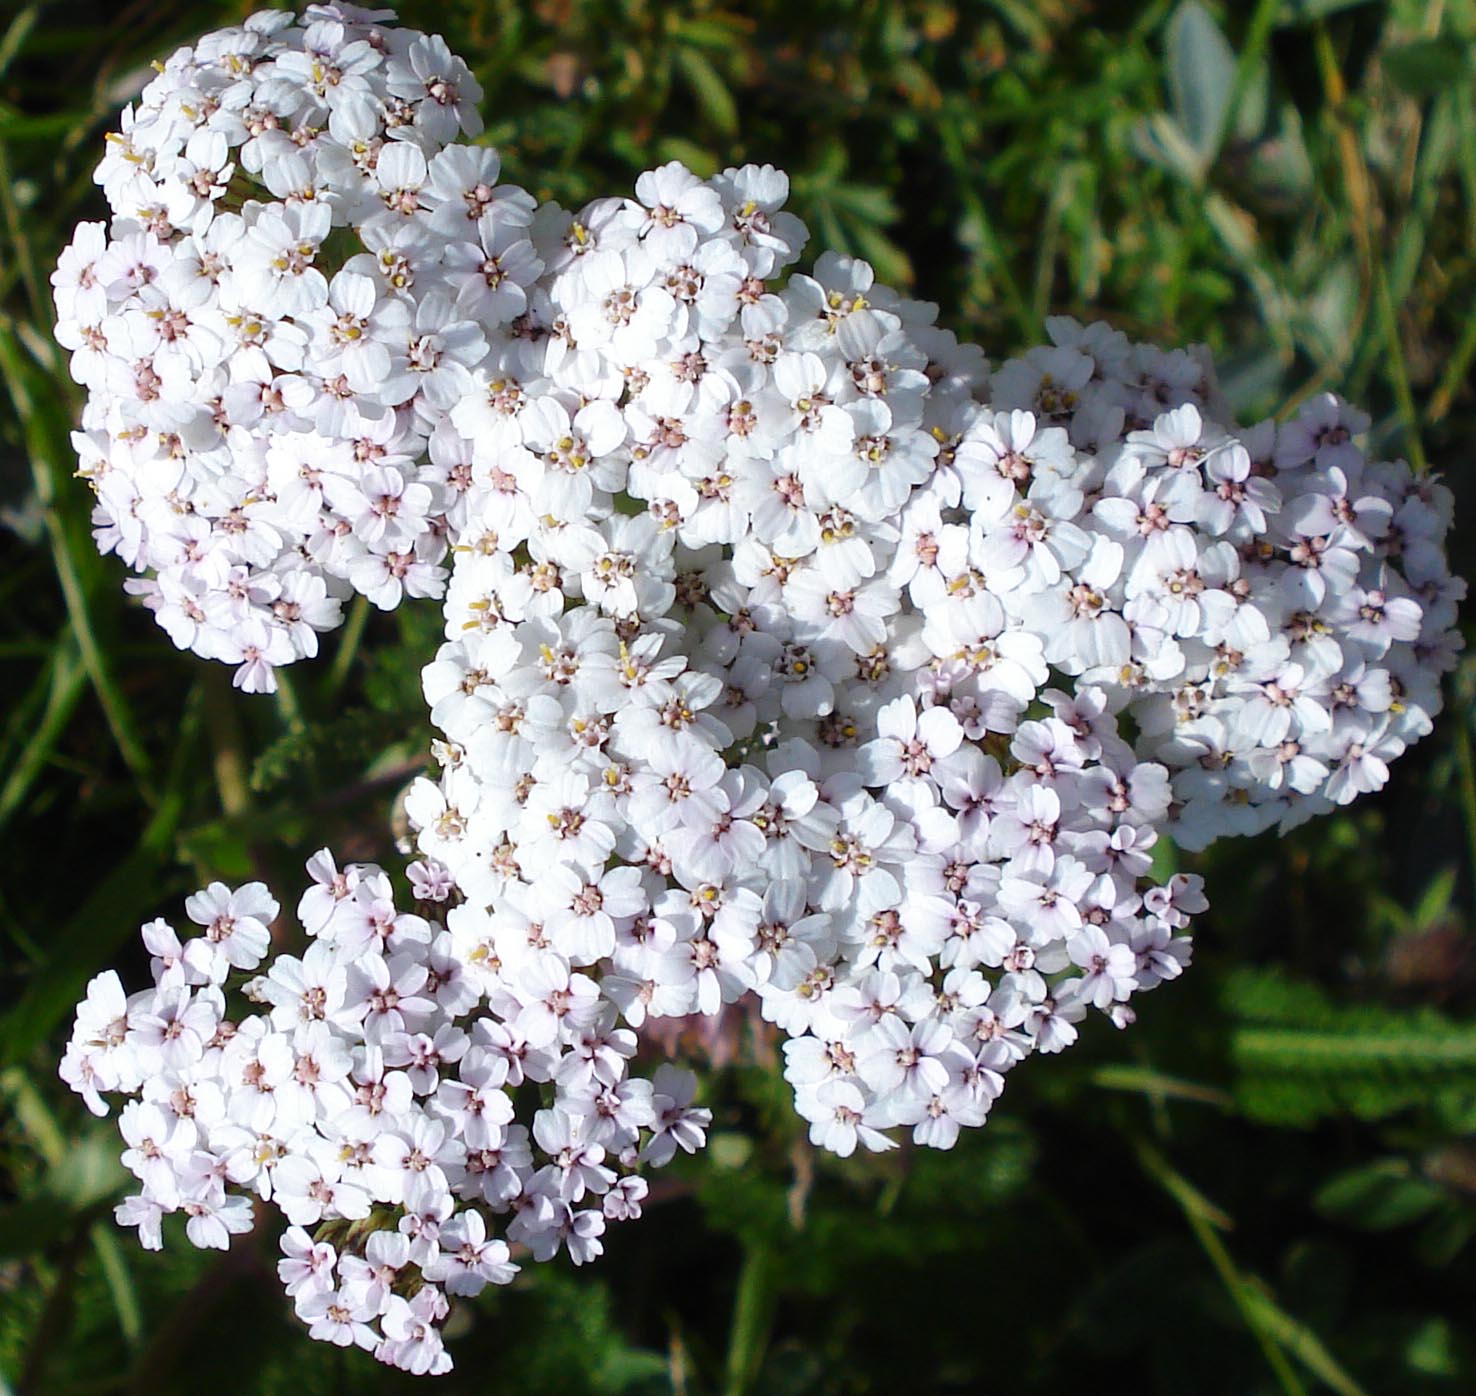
[{"xmin": 1168, "ymin": 1, "xmax": 1236, "ymax": 163}]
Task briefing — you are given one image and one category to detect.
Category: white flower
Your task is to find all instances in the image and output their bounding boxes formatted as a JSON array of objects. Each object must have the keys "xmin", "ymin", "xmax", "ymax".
[
  {"xmin": 422, "ymin": 1208, "xmax": 517, "ymax": 1294},
  {"xmin": 857, "ymin": 696, "xmax": 963, "ymax": 787},
  {"xmin": 796, "ymin": 1079, "xmax": 895, "ymax": 1158},
  {"xmin": 183, "ymin": 881, "xmax": 277, "ymax": 974}
]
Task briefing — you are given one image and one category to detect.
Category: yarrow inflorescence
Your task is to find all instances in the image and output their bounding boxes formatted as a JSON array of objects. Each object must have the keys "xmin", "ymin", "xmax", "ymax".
[
  {"xmin": 61, "ymin": 857, "xmax": 709, "ymax": 1375},
  {"xmin": 57, "ymin": 3, "xmax": 1462, "ymax": 1377},
  {"xmin": 52, "ymin": 4, "xmax": 524, "ymax": 689}
]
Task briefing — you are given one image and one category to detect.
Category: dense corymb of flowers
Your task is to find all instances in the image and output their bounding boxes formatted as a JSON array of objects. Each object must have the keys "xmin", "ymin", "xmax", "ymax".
[
  {"xmin": 943, "ymin": 331, "xmax": 1462, "ymax": 849},
  {"xmin": 50, "ymin": 4, "xmax": 534, "ymax": 690},
  {"xmin": 61, "ymin": 858, "xmax": 710, "ymax": 1374},
  {"xmin": 57, "ymin": 5, "xmax": 1462, "ymax": 1378},
  {"xmin": 403, "ymin": 159, "xmax": 1460, "ymax": 1170},
  {"xmin": 403, "ymin": 172, "xmax": 1230, "ymax": 1167}
]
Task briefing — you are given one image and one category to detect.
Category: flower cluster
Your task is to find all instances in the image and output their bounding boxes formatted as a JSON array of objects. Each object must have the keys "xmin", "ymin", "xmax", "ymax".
[
  {"xmin": 61, "ymin": 858, "xmax": 708, "ymax": 1375},
  {"xmin": 57, "ymin": 5, "xmax": 1462, "ymax": 1379},
  {"xmin": 404, "ymin": 169, "xmax": 1234, "ymax": 1166},
  {"xmin": 403, "ymin": 160, "xmax": 1460, "ymax": 1167},
  {"xmin": 963, "ymin": 341, "xmax": 1463, "ymax": 848},
  {"xmin": 51, "ymin": 4, "xmax": 536, "ymax": 690}
]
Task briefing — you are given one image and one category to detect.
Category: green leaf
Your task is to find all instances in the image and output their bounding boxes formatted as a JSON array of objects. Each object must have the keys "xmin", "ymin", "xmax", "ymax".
[
  {"xmin": 1416, "ymin": 1209, "xmax": 1475, "ymax": 1267},
  {"xmin": 0, "ymin": 5, "xmax": 38, "ymax": 82},
  {"xmin": 1133, "ymin": 111, "xmax": 1209, "ymax": 183},
  {"xmin": 1205, "ymin": 190, "xmax": 1258, "ymax": 258},
  {"xmin": 1216, "ymin": 346, "xmax": 1290, "ymax": 419},
  {"xmin": 655, "ymin": 137, "xmax": 720, "ymax": 177},
  {"xmin": 1412, "ymin": 866, "xmax": 1460, "ymax": 929},
  {"xmin": 1403, "ymin": 1317, "xmax": 1466, "ymax": 1378},
  {"xmin": 708, "ymin": 1131, "xmax": 756, "ymax": 1169},
  {"xmin": 1382, "ymin": 37, "xmax": 1471, "ymax": 98},
  {"xmin": 1234, "ymin": 52, "xmax": 1271, "ymax": 142},
  {"xmin": 1302, "ymin": 256, "xmax": 1360, "ymax": 357},
  {"xmin": 1224, "ymin": 968, "xmax": 1476, "ymax": 1125},
  {"xmin": 593, "ymin": 1347, "xmax": 671, "ymax": 1390},
  {"xmin": 1167, "ymin": 1, "xmax": 1236, "ymax": 163},
  {"xmin": 249, "ymin": 705, "xmax": 407, "ymax": 796},
  {"xmin": 826, "ymin": 181, "xmax": 899, "ymax": 226},
  {"xmin": 666, "ymin": 15, "xmax": 748, "ymax": 51},
  {"xmin": 1314, "ymin": 1160, "xmax": 1445, "ymax": 1231},
  {"xmin": 48, "ymin": 1135, "xmax": 128, "ymax": 1211},
  {"xmin": 1275, "ymin": 0, "xmax": 1379, "ymax": 23},
  {"xmin": 842, "ymin": 218, "xmax": 914, "ymax": 289},
  {"xmin": 1251, "ymin": 101, "xmax": 1314, "ymax": 195},
  {"xmin": 673, "ymin": 46, "xmax": 737, "ymax": 137}
]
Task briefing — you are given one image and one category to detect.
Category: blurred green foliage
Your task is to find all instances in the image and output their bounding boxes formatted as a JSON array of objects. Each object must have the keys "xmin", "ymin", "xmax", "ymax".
[{"xmin": 1, "ymin": 0, "xmax": 1475, "ymax": 1392}]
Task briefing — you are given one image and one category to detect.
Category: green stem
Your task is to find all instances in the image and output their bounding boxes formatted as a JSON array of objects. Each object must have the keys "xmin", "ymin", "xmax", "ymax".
[
  {"xmin": 0, "ymin": 632, "xmax": 86, "ymax": 835},
  {"xmin": 0, "ymin": 321, "xmax": 157, "ymax": 801},
  {"xmin": 1137, "ymin": 1142, "xmax": 1372, "ymax": 1396},
  {"xmin": 722, "ymin": 1242, "xmax": 777, "ymax": 1396},
  {"xmin": 1455, "ymin": 718, "xmax": 1476, "ymax": 910},
  {"xmin": 1371, "ymin": 259, "xmax": 1427, "ymax": 471},
  {"xmin": 1091, "ymin": 1064, "xmax": 1234, "ymax": 1110},
  {"xmin": 203, "ymin": 667, "xmax": 251, "ymax": 820},
  {"xmin": 0, "ymin": 139, "xmax": 51, "ymax": 329},
  {"xmin": 1308, "ymin": 18, "xmax": 1426, "ymax": 474},
  {"xmin": 1454, "ymin": 79, "xmax": 1476, "ymax": 252},
  {"xmin": 1425, "ymin": 303, "xmax": 1476, "ymax": 424},
  {"xmin": 1183, "ymin": 1207, "xmax": 1310, "ymax": 1396},
  {"xmin": 0, "ymin": 6, "xmax": 39, "ymax": 83},
  {"xmin": 91, "ymin": 1224, "xmax": 142, "ymax": 1351},
  {"xmin": 1136, "ymin": 1140, "xmax": 1308, "ymax": 1396},
  {"xmin": 324, "ymin": 593, "xmax": 371, "ymax": 704},
  {"xmin": 274, "ymin": 666, "xmax": 307, "ymax": 734}
]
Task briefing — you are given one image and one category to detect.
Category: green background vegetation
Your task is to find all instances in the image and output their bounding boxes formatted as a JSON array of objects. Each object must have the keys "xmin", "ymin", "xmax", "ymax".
[{"xmin": 2, "ymin": 0, "xmax": 1475, "ymax": 1391}]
